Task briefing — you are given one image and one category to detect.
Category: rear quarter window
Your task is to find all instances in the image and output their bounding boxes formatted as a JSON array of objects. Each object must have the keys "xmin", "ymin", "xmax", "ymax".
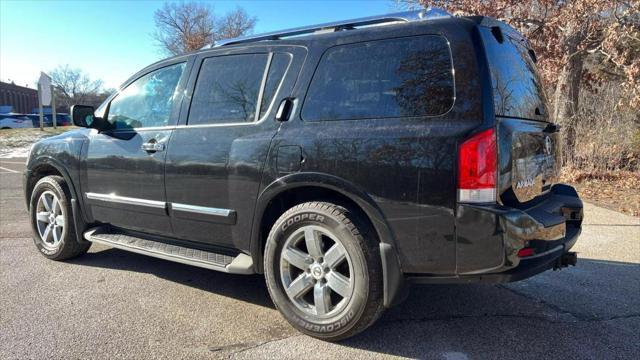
[{"xmin": 302, "ymin": 35, "xmax": 454, "ymax": 121}]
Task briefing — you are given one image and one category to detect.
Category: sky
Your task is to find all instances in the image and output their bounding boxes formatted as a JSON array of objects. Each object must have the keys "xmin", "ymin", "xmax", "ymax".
[{"xmin": 0, "ymin": 0, "xmax": 400, "ymax": 90}]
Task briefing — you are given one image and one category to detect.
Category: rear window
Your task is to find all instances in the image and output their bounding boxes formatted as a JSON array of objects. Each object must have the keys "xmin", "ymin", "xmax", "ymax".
[
  {"xmin": 302, "ymin": 35, "xmax": 454, "ymax": 121},
  {"xmin": 481, "ymin": 27, "xmax": 548, "ymax": 120}
]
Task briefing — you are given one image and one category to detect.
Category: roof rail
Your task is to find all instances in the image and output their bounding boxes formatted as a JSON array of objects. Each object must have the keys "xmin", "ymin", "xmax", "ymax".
[{"xmin": 208, "ymin": 8, "xmax": 451, "ymax": 48}]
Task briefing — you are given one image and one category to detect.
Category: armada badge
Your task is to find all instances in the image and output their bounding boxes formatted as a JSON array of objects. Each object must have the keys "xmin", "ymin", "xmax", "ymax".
[{"xmin": 516, "ymin": 178, "xmax": 535, "ymax": 189}]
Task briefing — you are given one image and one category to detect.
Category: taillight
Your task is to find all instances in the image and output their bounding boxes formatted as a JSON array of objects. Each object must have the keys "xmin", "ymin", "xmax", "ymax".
[{"xmin": 458, "ymin": 128, "xmax": 497, "ymax": 203}]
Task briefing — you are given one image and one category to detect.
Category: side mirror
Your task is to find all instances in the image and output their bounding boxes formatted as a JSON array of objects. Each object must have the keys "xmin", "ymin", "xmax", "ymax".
[{"xmin": 71, "ymin": 105, "xmax": 96, "ymax": 128}]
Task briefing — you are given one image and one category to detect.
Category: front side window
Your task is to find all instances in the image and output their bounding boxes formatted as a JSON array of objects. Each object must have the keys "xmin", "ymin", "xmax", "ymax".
[
  {"xmin": 107, "ymin": 62, "xmax": 186, "ymax": 129},
  {"xmin": 302, "ymin": 35, "xmax": 454, "ymax": 121}
]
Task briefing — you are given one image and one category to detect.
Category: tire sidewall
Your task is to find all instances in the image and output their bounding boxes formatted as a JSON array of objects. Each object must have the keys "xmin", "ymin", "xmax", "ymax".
[
  {"xmin": 30, "ymin": 177, "xmax": 71, "ymax": 258},
  {"xmin": 265, "ymin": 205, "xmax": 371, "ymax": 339}
]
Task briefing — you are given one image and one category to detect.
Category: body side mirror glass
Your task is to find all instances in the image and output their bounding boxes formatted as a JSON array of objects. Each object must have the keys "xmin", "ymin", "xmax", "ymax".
[{"xmin": 71, "ymin": 105, "xmax": 98, "ymax": 128}]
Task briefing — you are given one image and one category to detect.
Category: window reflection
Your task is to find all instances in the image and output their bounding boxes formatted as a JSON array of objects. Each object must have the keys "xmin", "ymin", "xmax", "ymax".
[
  {"xmin": 302, "ymin": 35, "xmax": 454, "ymax": 121},
  {"xmin": 189, "ymin": 54, "xmax": 268, "ymax": 125},
  {"xmin": 481, "ymin": 28, "xmax": 548, "ymax": 120},
  {"xmin": 260, "ymin": 53, "xmax": 291, "ymax": 119},
  {"xmin": 108, "ymin": 63, "xmax": 186, "ymax": 129}
]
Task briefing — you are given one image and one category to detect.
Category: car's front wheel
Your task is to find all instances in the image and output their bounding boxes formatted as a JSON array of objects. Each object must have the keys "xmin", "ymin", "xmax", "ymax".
[
  {"xmin": 264, "ymin": 201, "xmax": 384, "ymax": 341},
  {"xmin": 29, "ymin": 175, "xmax": 90, "ymax": 260}
]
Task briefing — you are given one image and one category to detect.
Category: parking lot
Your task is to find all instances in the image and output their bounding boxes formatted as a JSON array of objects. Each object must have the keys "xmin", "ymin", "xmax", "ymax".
[{"xmin": 1, "ymin": 158, "xmax": 639, "ymax": 359}]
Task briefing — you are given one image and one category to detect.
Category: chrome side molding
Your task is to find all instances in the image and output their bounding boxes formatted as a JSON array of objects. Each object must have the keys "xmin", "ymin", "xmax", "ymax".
[
  {"xmin": 171, "ymin": 203, "xmax": 233, "ymax": 218},
  {"xmin": 85, "ymin": 192, "xmax": 235, "ymax": 221},
  {"xmin": 86, "ymin": 192, "xmax": 166, "ymax": 209}
]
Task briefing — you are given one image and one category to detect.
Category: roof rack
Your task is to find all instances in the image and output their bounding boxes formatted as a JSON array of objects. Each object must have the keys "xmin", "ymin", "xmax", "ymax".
[{"xmin": 209, "ymin": 8, "xmax": 451, "ymax": 48}]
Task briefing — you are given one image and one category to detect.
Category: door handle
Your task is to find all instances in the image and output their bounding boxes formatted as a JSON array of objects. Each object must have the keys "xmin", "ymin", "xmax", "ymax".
[{"xmin": 142, "ymin": 141, "xmax": 165, "ymax": 153}]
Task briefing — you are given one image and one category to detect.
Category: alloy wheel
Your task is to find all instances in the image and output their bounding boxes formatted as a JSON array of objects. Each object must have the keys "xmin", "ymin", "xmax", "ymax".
[
  {"xmin": 35, "ymin": 190, "xmax": 65, "ymax": 250},
  {"xmin": 280, "ymin": 225, "xmax": 354, "ymax": 318}
]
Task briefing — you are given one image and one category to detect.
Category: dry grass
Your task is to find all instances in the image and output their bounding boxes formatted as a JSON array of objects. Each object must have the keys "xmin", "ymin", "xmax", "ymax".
[
  {"xmin": 560, "ymin": 85, "xmax": 640, "ymax": 172},
  {"xmin": 555, "ymin": 84, "xmax": 639, "ymax": 217},
  {"xmin": 562, "ymin": 168, "xmax": 640, "ymax": 216}
]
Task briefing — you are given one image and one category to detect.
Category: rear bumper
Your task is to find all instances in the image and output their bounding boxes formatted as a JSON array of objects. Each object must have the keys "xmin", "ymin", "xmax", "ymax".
[
  {"xmin": 408, "ymin": 184, "xmax": 582, "ymax": 284},
  {"xmin": 408, "ymin": 227, "xmax": 580, "ymax": 284}
]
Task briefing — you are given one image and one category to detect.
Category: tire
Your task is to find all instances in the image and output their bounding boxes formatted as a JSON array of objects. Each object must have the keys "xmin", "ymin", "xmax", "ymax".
[
  {"xmin": 264, "ymin": 201, "xmax": 384, "ymax": 341},
  {"xmin": 29, "ymin": 175, "xmax": 90, "ymax": 260}
]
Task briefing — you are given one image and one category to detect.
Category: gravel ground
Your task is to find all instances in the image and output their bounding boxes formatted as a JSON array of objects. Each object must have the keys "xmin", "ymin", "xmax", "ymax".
[{"xmin": 1, "ymin": 158, "xmax": 638, "ymax": 359}]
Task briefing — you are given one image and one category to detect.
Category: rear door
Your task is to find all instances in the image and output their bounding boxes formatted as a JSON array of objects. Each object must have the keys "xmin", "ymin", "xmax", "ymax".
[
  {"xmin": 82, "ymin": 59, "xmax": 191, "ymax": 235},
  {"xmin": 480, "ymin": 25, "xmax": 561, "ymax": 206},
  {"xmin": 164, "ymin": 46, "xmax": 306, "ymax": 250}
]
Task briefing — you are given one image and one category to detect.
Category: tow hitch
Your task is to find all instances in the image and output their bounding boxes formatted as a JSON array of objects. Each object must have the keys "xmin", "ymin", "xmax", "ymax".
[{"xmin": 554, "ymin": 252, "xmax": 577, "ymax": 270}]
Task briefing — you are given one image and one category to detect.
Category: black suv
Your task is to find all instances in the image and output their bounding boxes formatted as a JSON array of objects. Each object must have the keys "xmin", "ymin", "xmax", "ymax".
[{"xmin": 24, "ymin": 9, "xmax": 582, "ymax": 340}]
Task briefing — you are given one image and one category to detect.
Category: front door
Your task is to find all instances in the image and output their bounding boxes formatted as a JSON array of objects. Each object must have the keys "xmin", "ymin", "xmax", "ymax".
[
  {"xmin": 82, "ymin": 60, "xmax": 190, "ymax": 235},
  {"xmin": 164, "ymin": 47, "xmax": 305, "ymax": 250}
]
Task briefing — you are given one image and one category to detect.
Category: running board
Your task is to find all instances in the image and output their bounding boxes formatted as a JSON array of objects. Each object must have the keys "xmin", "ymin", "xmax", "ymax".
[{"xmin": 83, "ymin": 227, "xmax": 254, "ymax": 274}]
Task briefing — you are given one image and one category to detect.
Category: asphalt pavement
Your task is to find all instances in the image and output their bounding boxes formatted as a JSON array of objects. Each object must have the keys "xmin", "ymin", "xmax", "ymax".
[{"xmin": 1, "ymin": 158, "xmax": 639, "ymax": 359}]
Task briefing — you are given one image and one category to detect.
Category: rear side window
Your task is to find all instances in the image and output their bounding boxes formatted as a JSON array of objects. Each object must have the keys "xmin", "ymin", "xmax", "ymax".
[
  {"xmin": 259, "ymin": 53, "xmax": 292, "ymax": 119},
  {"xmin": 302, "ymin": 35, "xmax": 454, "ymax": 121},
  {"xmin": 188, "ymin": 53, "xmax": 291, "ymax": 125},
  {"xmin": 189, "ymin": 54, "xmax": 268, "ymax": 125}
]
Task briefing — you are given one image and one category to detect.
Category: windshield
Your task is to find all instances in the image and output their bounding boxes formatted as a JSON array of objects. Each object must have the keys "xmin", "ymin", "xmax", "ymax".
[{"xmin": 480, "ymin": 26, "xmax": 549, "ymax": 121}]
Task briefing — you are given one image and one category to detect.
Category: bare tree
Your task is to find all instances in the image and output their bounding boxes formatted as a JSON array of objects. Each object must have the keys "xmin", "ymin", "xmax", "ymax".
[
  {"xmin": 215, "ymin": 7, "xmax": 257, "ymax": 40},
  {"xmin": 153, "ymin": 2, "xmax": 257, "ymax": 56},
  {"xmin": 49, "ymin": 65, "xmax": 104, "ymax": 110},
  {"xmin": 400, "ymin": 0, "xmax": 639, "ymax": 156},
  {"xmin": 153, "ymin": 2, "xmax": 214, "ymax": 55}
]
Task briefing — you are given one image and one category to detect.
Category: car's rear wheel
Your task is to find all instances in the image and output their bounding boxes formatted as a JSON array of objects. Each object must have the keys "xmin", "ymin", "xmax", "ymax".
[
  {"xmin": 264, "ymin": 201, "xmax": 384, "ymax": 341},
  {"xmin": 30, "ymin": 175, "xmax": 90, "ymax": 260}
]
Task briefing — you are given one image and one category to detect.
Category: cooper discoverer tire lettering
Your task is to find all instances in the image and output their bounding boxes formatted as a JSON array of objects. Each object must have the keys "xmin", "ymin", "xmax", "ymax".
[{"xmin": 264, "ymin": 201, "xmax": 384, "ymax": 341}]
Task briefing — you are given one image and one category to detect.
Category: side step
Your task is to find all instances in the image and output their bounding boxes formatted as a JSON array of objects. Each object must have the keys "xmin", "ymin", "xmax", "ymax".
[{"xmin": 84, "ymin": 227, "xmax": 254, "ymax": 274}]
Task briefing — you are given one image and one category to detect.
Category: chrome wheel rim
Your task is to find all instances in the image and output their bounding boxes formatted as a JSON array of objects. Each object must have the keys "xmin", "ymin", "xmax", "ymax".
[
  {"xmin": 280, "ymin": 225, "xmax": 354, "ymax": 318},
  {"xmin": 35, "ymin": 191, "xmax": 65, "ymax": 250}
]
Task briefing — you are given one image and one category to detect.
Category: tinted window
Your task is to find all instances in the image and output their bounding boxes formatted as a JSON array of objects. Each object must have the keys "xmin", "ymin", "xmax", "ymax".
[
  {"xmin": 259, "ymin": 53, "xmax": 291, "ymax": 118},
  {"xmin": 189, "ymin": 54, "xmax": 269, "ymax": 125},
  {"xmin": 108, "ymin": 62, "xmax": 186, "ymax": 129},
  {"xmin": 481, "ymin": 27, "xmax": 548, "ymax": 120},
  {"xmin": 302, "ymin": 35, "xmax": 454, "ymax": 121}
]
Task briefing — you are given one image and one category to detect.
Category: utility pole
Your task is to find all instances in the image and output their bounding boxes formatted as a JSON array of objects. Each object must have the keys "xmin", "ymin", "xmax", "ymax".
[
  {"xmin": 51, "ymin": 84, "xmax": 57, "ymax": 129},
  {"xmin": 38, "ymin": 82, "xmax": 44, "ymax": 131}
]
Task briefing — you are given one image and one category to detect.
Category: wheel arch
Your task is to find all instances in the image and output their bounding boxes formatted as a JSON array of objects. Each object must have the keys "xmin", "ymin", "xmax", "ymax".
[
  {"xmin": 251, "ymin": 172, "xmax": 407, "ymax": 307},
  {"xmin": 26, "ymin": 158, "xmax": 76, "ymax": 204},
  {"xmin": 26, "ymin": 156, "xmax": 89, "ymax": 243}
]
